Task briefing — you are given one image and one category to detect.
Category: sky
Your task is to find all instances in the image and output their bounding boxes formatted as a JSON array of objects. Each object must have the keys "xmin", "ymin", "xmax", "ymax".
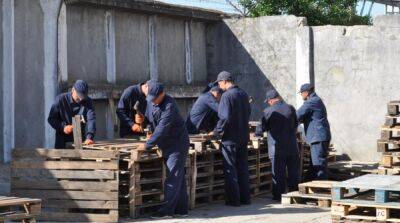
[{"xmin": 159, "ymin": 0, "xmax": 392, "ymax": 17}]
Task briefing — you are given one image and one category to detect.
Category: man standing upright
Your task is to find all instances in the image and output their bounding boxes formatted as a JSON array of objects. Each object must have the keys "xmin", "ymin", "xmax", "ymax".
[
  {"xmin": 48, "ymin": 80, "xmax": 96, "ymax": 148},
  {"xmin": 211, "ymin": 71, "xmax": 251, "ymax": 206},
  {"xmin": 116, "ymin": 83, "xmax": 148, "ymax": 137},
  {"xmin": 255, "ymin": 90, "xmax": 299, "ymax": 201},
  {"xmin": 297, "ymin": 83, "xmax": 331, "ymax": 180},
  {"xmin": 137, "ymin": 80, "xmax": 189, "ymax": 219}
]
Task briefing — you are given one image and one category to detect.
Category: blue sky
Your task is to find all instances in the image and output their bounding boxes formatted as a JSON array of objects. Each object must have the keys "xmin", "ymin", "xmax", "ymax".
[{"xmin": 160, "ymin": 0, "xmax": 388, "ymax": 17}]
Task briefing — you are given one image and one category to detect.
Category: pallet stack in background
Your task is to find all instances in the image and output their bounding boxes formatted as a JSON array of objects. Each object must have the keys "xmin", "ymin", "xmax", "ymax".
[{"xmin": 378, "ymin": 101, "xmax": 400, "ymax": 175}]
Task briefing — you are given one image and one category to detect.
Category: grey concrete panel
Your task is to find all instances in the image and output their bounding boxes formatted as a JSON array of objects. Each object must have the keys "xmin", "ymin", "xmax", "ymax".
[
  {"xmin": 156, "ymin": 16, "xmax": 185, "ymax": 84},
  {"xmin": 67, "ymin": 5, "xmax": 107, "ymax": 84},
  {"xmin": 191, "ymin": 21, "xmax": 207, "ymax": 85},
  {"xmin": 14, "ymin": 0, "xmax": 44, "ymax": 148},
  {"xmin": 115, "ymin": 11, "xmax": 149, "ymax": 84}
]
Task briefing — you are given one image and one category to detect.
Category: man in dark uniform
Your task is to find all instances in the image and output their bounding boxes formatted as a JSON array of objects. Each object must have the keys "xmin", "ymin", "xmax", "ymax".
[
  {"xmin": 137, "ymin": 80, "xmax": 189, "ymax": 219},
  {"xmin": 116, "ymin": 83, "xmax": 148, "ymax": 137},
  {"xmin": 186, "ymin": 86, "xmax": 222, "ymax": 134},
  {"xmin": 255, "ymin": 90, "xmax": 299, "ymax": 201},
  {"xmin": 48, "ymin": 80, "xmax": 96, "ymax": 148},
  {"xmin": 297, "ymin": 83, "xmax": 331, "ymax": 180},
  {"xmin": 211, "ymin": 71, "xmax": 251, "ymax": 206}
]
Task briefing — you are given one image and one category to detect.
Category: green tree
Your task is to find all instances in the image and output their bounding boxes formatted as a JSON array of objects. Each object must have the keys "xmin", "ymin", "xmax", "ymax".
[{"xmin": 239, "ymin": 0, "xmax": 371, "ymax": 26}]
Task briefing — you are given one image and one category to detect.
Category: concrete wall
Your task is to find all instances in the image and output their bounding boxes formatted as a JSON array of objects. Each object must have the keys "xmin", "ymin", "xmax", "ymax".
[
  {"xmin": 207, "ymin": 16, "xmax": 305, "ymax": 119},
  {"xmin": 0, "ymin": 0, "xmax": 3, "ymax": 161},
  {"xmin": 14, "ymin": 0, "xmax": 44, "ymax": 148},
  {"xmin": 313, "ymin": 15, "xmax": 400, "ymax": 161},
  {"xmin": 191, "ymin": 21, "xmax": 207, "ymax": 85}
]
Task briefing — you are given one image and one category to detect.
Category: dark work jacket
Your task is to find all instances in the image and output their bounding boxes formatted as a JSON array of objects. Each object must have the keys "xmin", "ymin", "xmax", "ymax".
[
  {"xmin": 297, "ymin": 92, "xmax": 331, "ymax": 144},
  {"xmin": 116, "ymin": 84, "xmax": 147, "ymax": 137},
  {"xmin": 145, "ymin": 95, "xmax": 189, "ymax": 156},
  {"xmin": 214, "ymin": 86, "xmax": 251, "ymax": 146},
  {"xmin": 186, "ymin": 92, "xmax": 219, "ymax": 134},
  {"xmin": 47, "ymin": 92, "xmax": 96, "ymax": 142},
  {"xmin": 255, "ymin": 101, "xmax": 298, "ymax": 158}
]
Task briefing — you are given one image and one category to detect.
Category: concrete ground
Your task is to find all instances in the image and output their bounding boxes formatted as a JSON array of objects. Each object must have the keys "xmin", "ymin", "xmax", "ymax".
[{"xmin": 123, "ymin": 195, "xmax": 331, "ymax": 223}]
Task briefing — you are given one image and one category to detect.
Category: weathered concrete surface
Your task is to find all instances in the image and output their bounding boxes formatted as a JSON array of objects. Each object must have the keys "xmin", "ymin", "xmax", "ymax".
[
  {"xmin": 207, "ymin": 16, "xmax": 305, "ymax": 119},
  {"xmin": 191, "ymin": 21, "xmax": 207, "ymax": 85},
  {"xmin": 313, "ymin": 15, "xmax": 400, "ymax": 161},
  {"xmin": 123, "ymin": 196, "xmax": 330, "ymax": 223},
  {"xmin": 14, "ymin": 0, "xmax": 44, "ymax": 148},
  {"xmin": 115, "ymin": 11, "xmax": 149, "ymax": 84},
  {"xmin": 67, "ymin": 5, "xmax": 107, "ymax": 84},
  {"xmin": 157, "ymin": 16, "xmax": 185, "ymax": 84},
  {"xmin": 0, "ymin": 0, "xmax": 4, "ymax": 162}
]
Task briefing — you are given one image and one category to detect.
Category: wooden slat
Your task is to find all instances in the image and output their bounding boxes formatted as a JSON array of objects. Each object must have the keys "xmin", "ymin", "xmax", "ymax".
[
  {"xmin": 12, "ymin": 161, "xmax": 118, "ymax": 170},
  {"xmin": 12, "ymin": 169, "xmax": 116, "ymax": 180},
  {"xmin": 12, "ymin": 180, "xmax": 118, "ymax": 191},
  {"xmin": 43, "ymin": 200, "xmax": 118, "ymax": 209},
  {"xmin": 12, "ymin": 190, "xmax": 118, "ymax": 201},
  {"xmin": 0, "ymin": 198, "xmax": 41, "ymax": 207},
  {"xmin": 73, "ymin": 115, "xmax": 83, "ymax": 150},
  {"xmin": 12, "ymin": 148, "xmax": 118, "ymax": 159}
]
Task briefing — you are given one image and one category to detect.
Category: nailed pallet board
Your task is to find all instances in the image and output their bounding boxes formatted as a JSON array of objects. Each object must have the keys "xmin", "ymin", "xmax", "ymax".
[
  {"xmin": 11, "ymin": 148, "xmax": 119, "ymax": 223},
  {"xmin": 332, "ymin": 174, "xmax": 400, "ymax": 203},
  {"xmin": 298, "ymin": 180, "xmax": 337, "ymax": 195},
  {"xmin": 0, "ymin": 196, "xmax": 41, "ymax": 222},
  {"xmin": 377, "ymin": 139, "xmax": 400, "ymax": 153},
  {"xmin": 388, "ymin": 101, "xmax": 400, "ymax": 116},
  {"xmin": 328, "ymin": 161, "xmax": 379, "ymax": 181},
  {"xmin": 332, "ymin": 201, "xmax": 400, "ymax": 222},
  {"xmin": 282, "ymin": 191, "xmax": 331, "ymax": 208}
]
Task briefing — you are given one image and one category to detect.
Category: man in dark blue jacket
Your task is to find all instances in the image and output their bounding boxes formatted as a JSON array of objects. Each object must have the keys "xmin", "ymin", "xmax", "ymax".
[
  {"xmin": 255, "ymin": 90, "xmax": 299, "ymax": 201},
  {"xmin": 116, "ymin": 83, "xmax": 148, "ymax": 137},
  {"xmin": 211, "ymin": 71, "xmax": 251, "ymax": 206},
  {"xmin": 297, "ymin": 83, "xmax": 331, "ymax": 180},
  {"xmin": 137, "ymin": 80, "xmax": 189, "ymax": 219},
  {"xmin": 47, "ymin": 80, "xmax": 96, "ymax": 148},
  {"xmin": 186, "ymin": 86, "xmax": 222, "ymax": 134}
]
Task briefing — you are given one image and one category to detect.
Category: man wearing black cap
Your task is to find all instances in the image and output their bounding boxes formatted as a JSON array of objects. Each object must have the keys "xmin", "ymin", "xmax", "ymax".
[
  {"xmin": 255, "ymin": 90, "xmax": 299, "ymax": 201},
  {"xmin": 211, "ymin": 71, "xmax": 251, "ymax": 206},
  {"xmin": 297, "ymin": 83, "xmax": 331, "ymax": 180},
  {"xmin": 48, "ymin": 80, "xmax": 96, "ymax": 148},
  {"xmin": 186, "ymin": 86, "xmax": 222, "ymax": 134},
  {"xmin": 116, "ymin": 83, "xmax": 148, "ymax": 137},
  {"xmin": 137, "ymin": 80, "xmax": 189, "ymax": 219}
]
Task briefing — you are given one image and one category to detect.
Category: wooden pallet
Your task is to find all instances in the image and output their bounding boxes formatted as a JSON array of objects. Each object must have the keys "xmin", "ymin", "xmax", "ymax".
[
  {"xmin": 380, "ymin": 154, "xmax": 400, "ymax": 168},
  {"xmin": 0, "ymin": 196, "xmax": 41, "ymax": 223},
  {"xmin": 381, "ymin": 126, "xmax": 400, "ymax": 141},
  {"xmin": 11, "ymin": 148, "xmax": 119, "ymax": 222},
  {"xmin": 282, "ymin": 191, "xmax": 331, "ymax": 208},
  {"xmin": 298, "ymin": 180, "xmax": 337, "ymax": 195},
  {"xmin": 332, "ymin": 174, "xmax": 400, "ymax": 203},
  {"xmin": 328, "ymin": 161, "xmax": 379, "ymax": 181},
  {"xmin": 377, "ymin": 139, "xmax": 400, "ymax": 153},
  {"xmin": 332, "ymin": 200, "xmax": 400, "ymax": 222},
  {"xmin": 385, "ymin": 115, "xmax": 400, "ymax": 127}
]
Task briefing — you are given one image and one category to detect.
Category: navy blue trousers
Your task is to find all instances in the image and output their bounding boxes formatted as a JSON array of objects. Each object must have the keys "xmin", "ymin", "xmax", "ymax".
[
  {"xmin": 270, "ymin": 155, "xmax": 300, "ymax": 200},
  {"xmin": 158, "ymin": 150, "xmax": 189, "ymax": 215},
  {"xmin": 310, "ymin": 141, "xmax": 329, "ymax": 180},
  {"xmin": 221, "ymin": 143, "xmax": 251, "ymax": 204}
]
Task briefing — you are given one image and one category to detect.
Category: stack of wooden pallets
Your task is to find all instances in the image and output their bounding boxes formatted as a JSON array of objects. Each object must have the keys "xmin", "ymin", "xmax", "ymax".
[
  {"xmin": 282, "ymin": 180, "xmax": 337, "ymax": 208},
  {"xmin": 331, "ymin": 174, "xmax": 400, "ymax": 223},
  {"xmin": 378, "ymin": 101, "xmax": 400, "ymax": 175},
  {"xmin": 11, "ymin": 148, "xmax": 119, "ymax": 222},
  {"xmin": 0, "ymin": 196, "xmax": 41, "ymax": 223}
]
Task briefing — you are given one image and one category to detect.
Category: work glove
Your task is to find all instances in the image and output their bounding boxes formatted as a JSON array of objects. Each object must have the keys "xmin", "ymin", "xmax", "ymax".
[
  {"xmin": 135, "ymin": 114, "xmax": 145, "ymax": 124},
  {"xmin": 132, "ymin": 123, "xmax": 144, "ymax": 133},
  {"xmin": 84, "ymin": 139, "xmax": 94, "ymax": 145},
  {"xmin": 63, "ymin": 125, "xmax": 73, "ymax": 135}
]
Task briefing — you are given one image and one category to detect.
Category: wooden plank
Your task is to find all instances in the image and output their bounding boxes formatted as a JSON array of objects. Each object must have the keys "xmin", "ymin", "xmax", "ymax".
[
  {"xmin": 12, "ymin": 148, "xmax": 118, "ymax": 159},
  {"xmin": 12, "ymin": 160, "xmax": 118, "ymax": 170},
  {"xmin": 12, "ymin": 169, "xmax": 116, "ymax": 180},
  {"xmin": 0, "ymin": 198, "xmax": 41, "ymax": 207},
  {"xmin": 43, "ymin": 200, "xmax": 118, "ymax": 209},
  {"xmin": 12, "ymin": 190, "xmax": 118, "ymax": 201},
  {"xmin": 73, "ymin": 115, "xmax": 83, "ymax": 150},
  {"xmin": 12, "ymin": 180, "xmax": 118, "ymax": 191}
]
